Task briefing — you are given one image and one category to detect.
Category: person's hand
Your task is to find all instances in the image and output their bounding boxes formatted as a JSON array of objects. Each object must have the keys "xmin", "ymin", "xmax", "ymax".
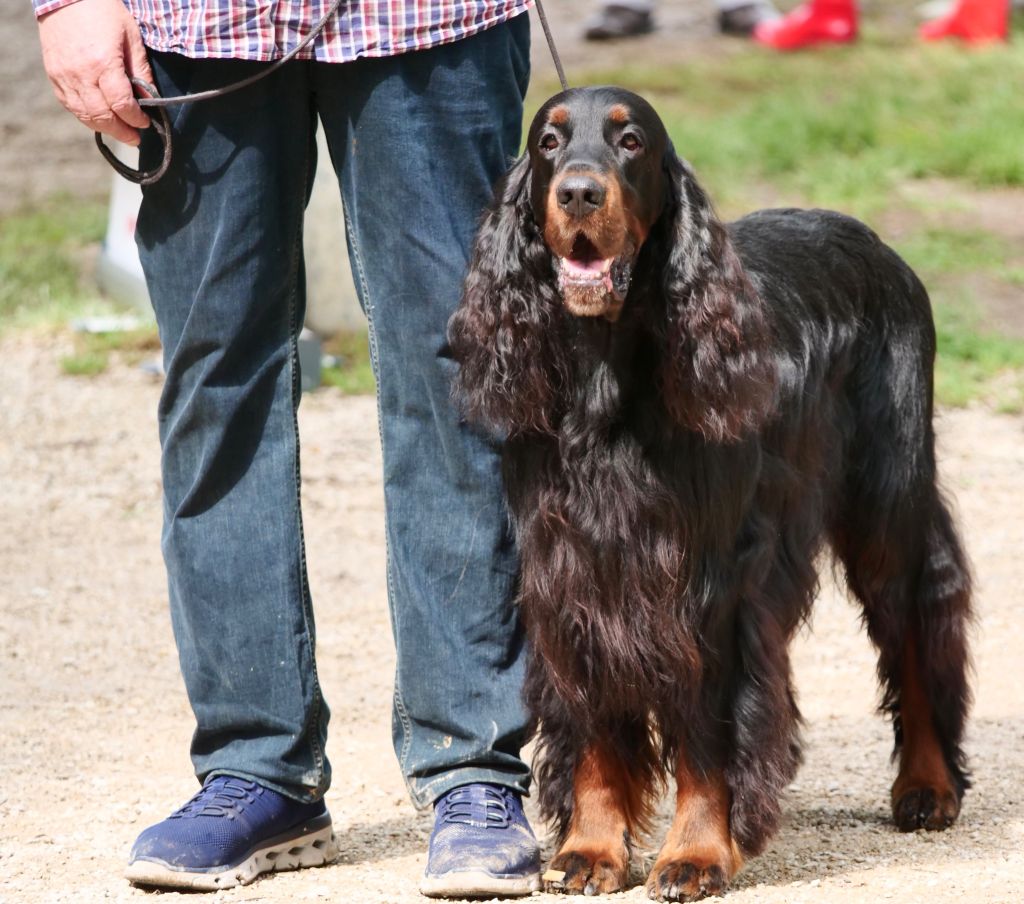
[{"xmin": 37, "ymin": 0, "xmax": 154, "ymax": 146}]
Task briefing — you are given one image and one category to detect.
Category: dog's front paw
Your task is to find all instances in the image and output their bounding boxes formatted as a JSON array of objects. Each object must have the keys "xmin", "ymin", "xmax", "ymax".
[
  {"xmin": 545, "ymin": 847, "xmax": 629, "ymax": 895},
  {"xmin": 645, "ymin": 859, "xmax": 730, "ymax": 901},
  {"xmin": 892, "ymin": 783, "xmax": 961, "ymax": 832}
]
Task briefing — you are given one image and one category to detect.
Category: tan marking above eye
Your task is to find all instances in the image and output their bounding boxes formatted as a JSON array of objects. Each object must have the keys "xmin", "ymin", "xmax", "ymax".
[
  {"xmin": 548, "ymin": 105, "xmax": 570, "ymax": 126},
  {"xmin": 607, "ymin": 104, "xmax": 630, "ymax": 125}
]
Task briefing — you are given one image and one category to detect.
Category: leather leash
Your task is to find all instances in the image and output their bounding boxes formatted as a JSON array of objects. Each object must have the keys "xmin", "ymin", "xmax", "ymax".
[{"xmin": 534, "ymin": 0, "xmax": 570, "ymax": 93}]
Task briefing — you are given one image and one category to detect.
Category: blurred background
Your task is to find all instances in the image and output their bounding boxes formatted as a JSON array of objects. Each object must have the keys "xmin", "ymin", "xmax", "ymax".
[{"xmin": 4, "ymin": 0, "xmax": 1023, "ymax": 410}]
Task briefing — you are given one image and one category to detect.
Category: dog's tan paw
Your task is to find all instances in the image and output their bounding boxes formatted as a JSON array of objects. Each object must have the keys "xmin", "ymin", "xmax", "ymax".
[
  {"xmin": 645, "ymin": 858, "xmax": 731, "ymax": 902},
  {"xmin": 892, "ymin": 783, "xmax": 961, "ymax": 832},
  {"xmin": 545, "ymin": 847, "xmax": 629, "ymax": 895}
]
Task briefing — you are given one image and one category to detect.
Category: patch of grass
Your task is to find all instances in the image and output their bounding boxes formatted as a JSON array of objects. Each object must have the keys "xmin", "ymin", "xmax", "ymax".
[
  {"xmin": 59, "ymin": 327, "xmax": 161, "ymax": 378},
  {"xmin": 1002, "ymin": 267, "xmax": 1024, "ymax": 288},
  {"xmin": 81, "ymin": 327, "xmax": 161, "ymax": 357},
  {"xmin": 60, "ymin": 351, "xmax": 109, "ymax": 377},
  {"xmin": 894, "ymin": 228, "xmax": 1024, "ymax": 408},
  {"xmin": 933, "ymin": 301, "xmax": 1024, "ymax": 412},
  {"xmin": 895, "ymin": 227, "xmax": 1020, "ymax": 280},
  {"xmin": 0, "ymin": 199, "xmax": 113, "ymax": 331},
  {"xmin": 12, "ymin": 29, "xmax": 1024, "ymax": 411},
  {"xmin": 321, "ymin": 330, "xmax": 376, "ymax": 395}
]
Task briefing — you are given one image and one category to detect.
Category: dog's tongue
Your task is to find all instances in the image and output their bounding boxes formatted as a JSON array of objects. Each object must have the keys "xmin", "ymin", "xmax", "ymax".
[
  {"xmin": 562, "ymin": 234, "xmax": 612, "ymax": 278},
  {"xmin": 562, "ymin": 256, "xmax": 613, "ymax": 278}
]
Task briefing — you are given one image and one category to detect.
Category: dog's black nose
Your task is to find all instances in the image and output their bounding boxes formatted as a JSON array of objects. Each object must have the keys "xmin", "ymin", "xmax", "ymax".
[{"xmin": 556, "ymin": 176, "xmax": 605, "ymax": 218}]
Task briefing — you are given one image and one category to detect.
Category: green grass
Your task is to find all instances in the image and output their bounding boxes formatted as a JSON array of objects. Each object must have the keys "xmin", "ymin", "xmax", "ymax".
[
  {"xmin": 59, "ymin": 351, "xmax": 110, "ymax": 377},
  {"xmin": 895, "ymin": 227, "xmax": 1016, "ymax": 279},
  {"xmin": 934, "ymin": 302, "xmax": 1024, "ymax": 412},
  {"xmin": 890, "ymin": 227, "xmax": 1024, "ymax": 411},
  {"xmin": 0, "ymin": 199, "xmax": 113, "ymax": 331},
  {"xmin": 321, "ymin": 330, "xmax": 376, "ymax": 395},
  {"xmin": 59, "ymin": 327, "xmax": 161, "ymax": 377}
]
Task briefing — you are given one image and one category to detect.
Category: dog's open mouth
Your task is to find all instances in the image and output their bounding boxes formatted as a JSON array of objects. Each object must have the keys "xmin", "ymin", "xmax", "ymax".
[{"xmin": 555, "ymin": 234, "xmax": 634, "ymax": 321}]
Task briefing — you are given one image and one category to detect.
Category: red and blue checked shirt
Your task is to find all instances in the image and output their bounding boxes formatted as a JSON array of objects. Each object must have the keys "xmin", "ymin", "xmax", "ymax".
[{"xmin": 32, "ymin": 0, "xmax": 533, "ymax": 63}]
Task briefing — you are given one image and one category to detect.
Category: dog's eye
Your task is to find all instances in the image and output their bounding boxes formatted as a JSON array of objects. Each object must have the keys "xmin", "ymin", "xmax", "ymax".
[
  {"xmin": 620, "ymin": 133, "xmax": 642, "ymax": 152},
  {"xmin": 539, "ymin": 133, "xmax": 560, "ymax": 152}
]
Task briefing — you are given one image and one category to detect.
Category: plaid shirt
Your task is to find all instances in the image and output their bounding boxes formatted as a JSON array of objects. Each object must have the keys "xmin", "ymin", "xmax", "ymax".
[{"xmin": 32, "ymin": 0, "xmax": 533, "ymax": 63}]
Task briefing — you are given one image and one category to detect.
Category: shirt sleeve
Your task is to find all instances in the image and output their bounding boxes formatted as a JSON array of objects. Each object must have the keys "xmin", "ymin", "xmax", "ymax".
[{"xmin": 33, "ymin": 0, "xmax": 86, "ymax": 18}]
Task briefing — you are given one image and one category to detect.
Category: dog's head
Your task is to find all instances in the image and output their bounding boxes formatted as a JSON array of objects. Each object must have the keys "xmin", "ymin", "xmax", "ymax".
[
  {"xmin": 450, "ymin": 86, "xmax": 776, "ymax": 442},
  {"xmin": 525, "ymin": 87, "xmax": 671, "ymax": 321}
]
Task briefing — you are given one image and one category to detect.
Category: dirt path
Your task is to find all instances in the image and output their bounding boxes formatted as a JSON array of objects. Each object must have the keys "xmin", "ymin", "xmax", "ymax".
[{"xmin": 1, "ymin": 333, "xmax": 1022, "ymax": 904}]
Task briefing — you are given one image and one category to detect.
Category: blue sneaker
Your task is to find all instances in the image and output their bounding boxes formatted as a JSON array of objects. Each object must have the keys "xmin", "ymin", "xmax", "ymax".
[
  {"xmin": 420, "ymin": 783, "xmax": 541, "ymax": 898},
  {"xmin": 125, "ymin": 776, "xmax": 336, "ymax": 890}
]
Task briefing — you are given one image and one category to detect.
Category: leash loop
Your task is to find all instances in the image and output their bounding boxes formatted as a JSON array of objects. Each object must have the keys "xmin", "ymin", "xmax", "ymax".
[
  {"xmin": 94, "ymin": 78, "xmax": 172, "ymax": 186},
  {"xmin": 93, "ymin": 0, "xmax": 346, "ymax": 183}
]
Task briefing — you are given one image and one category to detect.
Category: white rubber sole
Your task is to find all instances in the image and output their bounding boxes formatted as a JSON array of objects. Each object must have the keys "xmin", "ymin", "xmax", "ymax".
[
  {"xmin": 419, "ymin": 868, "xmax": 541, "ymax": 898},
  {"xmin": 125, "ymin": 821, "xmax": 338, "ymax": 891}
]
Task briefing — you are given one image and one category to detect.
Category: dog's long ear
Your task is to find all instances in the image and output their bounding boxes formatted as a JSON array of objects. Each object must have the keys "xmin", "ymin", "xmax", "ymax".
[
  {"xmin": 448, "ymin": 153, "xmax": 570, "ymax": 435},
  {"xmin": 654, "ymin": 151, "xmax": 777, "ymax": 443}
]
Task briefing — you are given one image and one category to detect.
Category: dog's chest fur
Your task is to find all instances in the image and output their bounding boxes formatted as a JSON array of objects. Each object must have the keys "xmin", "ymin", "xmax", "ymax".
[{"xmin": 503, "ymin": 318, "xmax": 758, "ymax": 719}]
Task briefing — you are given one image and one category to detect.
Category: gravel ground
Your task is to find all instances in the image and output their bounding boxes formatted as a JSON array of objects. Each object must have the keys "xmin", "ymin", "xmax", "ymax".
[{"xmin": 1, "ymin": 332, "xmax": 1022, "ymax": 904}]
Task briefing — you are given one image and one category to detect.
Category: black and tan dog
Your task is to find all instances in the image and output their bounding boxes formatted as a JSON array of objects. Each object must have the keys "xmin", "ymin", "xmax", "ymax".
[{"xmin": 449, "ymin": 87, "xmax": 972, "ymax": 900}]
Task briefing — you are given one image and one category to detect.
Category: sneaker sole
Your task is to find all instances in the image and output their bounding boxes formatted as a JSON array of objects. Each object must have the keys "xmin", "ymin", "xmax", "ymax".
[
  {"xmin": 420, "ymin": 869, "xmax": 541, "ymax": 898},
  {"xmin": 125, "ymin": 818, "xmax": 337, "ymax": 890}
]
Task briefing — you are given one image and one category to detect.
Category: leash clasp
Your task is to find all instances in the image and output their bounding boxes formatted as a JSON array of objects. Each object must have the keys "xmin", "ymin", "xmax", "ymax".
[{"xmin": 94, "ymin": 77, "xmax": 172, "ymax": 186}]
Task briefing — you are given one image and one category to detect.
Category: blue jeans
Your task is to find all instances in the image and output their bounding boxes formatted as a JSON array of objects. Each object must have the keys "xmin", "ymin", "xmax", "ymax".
[{"xmin": 134, "ymin": 17, "xmax": 532, "ymax": 808}]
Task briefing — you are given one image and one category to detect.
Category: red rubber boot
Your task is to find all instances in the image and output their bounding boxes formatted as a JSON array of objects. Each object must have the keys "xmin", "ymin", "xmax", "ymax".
[
  {"xmin": 753, "ymin": 0, "xmax": 858, "ymax": 50},
  {"xmin": 920, "ymin": 0, "xmax": 1008, "ymax": 44}
]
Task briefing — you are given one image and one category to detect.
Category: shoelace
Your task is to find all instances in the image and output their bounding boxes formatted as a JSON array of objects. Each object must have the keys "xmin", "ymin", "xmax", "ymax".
[
  {"xmin": 437, "ymin": 785, "xmax": 514, "ymax": 829},
  {"xmin": 170, "ymin": 777, "xmax": 260, "ymax": 819}
]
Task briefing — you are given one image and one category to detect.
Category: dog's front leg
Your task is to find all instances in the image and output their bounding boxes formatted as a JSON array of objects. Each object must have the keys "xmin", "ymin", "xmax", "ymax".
[
  {"xmin": 545, "ymin": 744, "xmax": 641, "ymax": 895},
  {"xmin": 646, "ymin": 755, "xmax": 743, "ymax": 902}
]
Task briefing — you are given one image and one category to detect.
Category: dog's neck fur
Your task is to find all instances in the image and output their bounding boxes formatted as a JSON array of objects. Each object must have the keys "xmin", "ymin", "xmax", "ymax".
[
  {"xmin": 557, "ymin": 320, "xmax": 623, "ymax": 461},
  {"xmin": 556, "ymin": 298, "xmax": 663, "ymax": 448}
]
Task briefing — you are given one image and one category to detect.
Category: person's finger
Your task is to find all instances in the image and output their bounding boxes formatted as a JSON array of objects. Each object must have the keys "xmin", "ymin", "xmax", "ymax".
[
  {"xmin": 76, "ymin": 79, "xmax": 142, "ymax": 145},
  {"xmin": 99, "ymin": 65, "xmax": 148, "ymax": 135}
]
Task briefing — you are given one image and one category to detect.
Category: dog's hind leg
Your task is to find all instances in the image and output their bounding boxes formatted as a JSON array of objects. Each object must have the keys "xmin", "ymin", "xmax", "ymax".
[
  {"xmin": 646, "ymin": 756, "xmax": 743, "ymax": 902},
  {"xmin": 832, "ymin": 297, "xmax": 972, "ymax": 830},
  {"xmin": 840, "ymin": 492, "xmax": 972, "ymax": 831},
  {"xmin": 542, "ymin": 740, "xmax": 654, "ymax": 895}
]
